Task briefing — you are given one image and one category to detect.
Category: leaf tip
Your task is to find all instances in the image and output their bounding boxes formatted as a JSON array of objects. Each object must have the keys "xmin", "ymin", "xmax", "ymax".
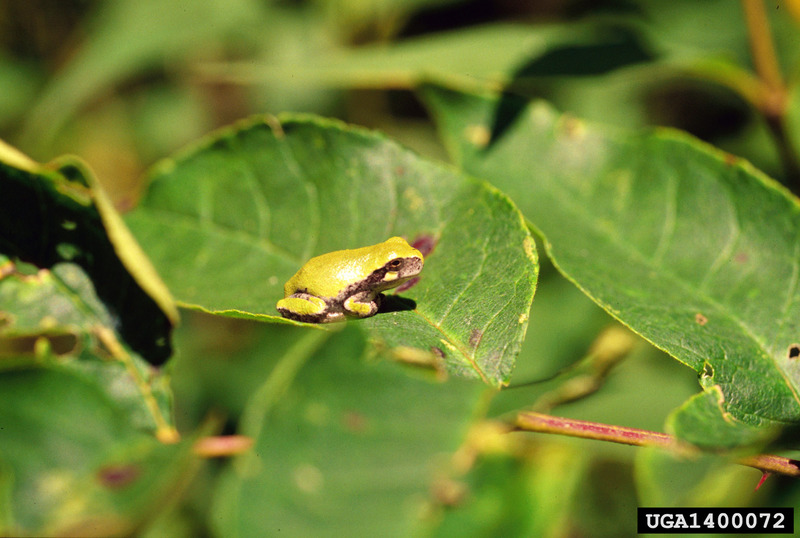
[{"xmin": 157, "ymin": 427, "xmax": 181, "ymax": 444}]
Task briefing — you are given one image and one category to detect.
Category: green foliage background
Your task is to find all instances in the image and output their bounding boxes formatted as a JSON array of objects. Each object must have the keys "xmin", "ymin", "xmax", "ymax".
[{"xmin": 3, "ymin": 0, "xmax": 800, "ymax": 536}]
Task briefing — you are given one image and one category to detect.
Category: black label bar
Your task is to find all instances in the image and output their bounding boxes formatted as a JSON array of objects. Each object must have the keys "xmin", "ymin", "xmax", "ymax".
[{"xmin": 638, "ymin": 507, "xmax": 793, "ymax": 534}]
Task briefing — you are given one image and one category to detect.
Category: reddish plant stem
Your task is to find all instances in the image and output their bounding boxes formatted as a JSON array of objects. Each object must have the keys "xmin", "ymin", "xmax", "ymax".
[
  {"xmin": 515, "ymin": 412, "xmax": 800, "ymax": 478},
  {"xmin": 516, "ymin": 411, "xmax": 674, "ymax": 448},
  {"xmin": 739, "ymin": 453, "xmax": 800, "ymax": 478}
]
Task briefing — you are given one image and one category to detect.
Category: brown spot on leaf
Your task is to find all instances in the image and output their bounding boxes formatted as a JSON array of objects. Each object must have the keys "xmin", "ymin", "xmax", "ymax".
[
  {"xmin": 695, "ymin": 313, "xmax": 708, "ymax": 326},
  {"xmin": 115, "ymin": 195, "xmax": 137, "ymax": 213},
  {"xmin": 469, "ymin": 329, "xmax": 483, "ymax": 348},
  {"xmin": 724, "ymin": 153, "xmax": 738, "ymax": 166},
  {"xmin": 734, "ymin": 252, "xmax": 749, "ymax": 264},
  {"xmin": 97, "ymin": 464, "xmax": 140, "ymax": 489},
  {"xmin": 343, "ymin": 411, "xmax": 368, "ymax": 433},
  {"xmin": 789, "ymin": 344, "xmax": 800, "ymax": 359},
  {"xmin": 431, "ymin": 346, "xmax": 445, "ymax": 359},
  {"xmin": 432, "ymin": 478, "xmax": 468, "ymax": 507}
]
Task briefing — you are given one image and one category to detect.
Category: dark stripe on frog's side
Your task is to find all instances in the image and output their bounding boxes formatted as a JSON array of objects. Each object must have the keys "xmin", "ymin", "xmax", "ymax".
[{"xmin": 312, "ymin": 256, "xmax": 422, "ymax": 319}]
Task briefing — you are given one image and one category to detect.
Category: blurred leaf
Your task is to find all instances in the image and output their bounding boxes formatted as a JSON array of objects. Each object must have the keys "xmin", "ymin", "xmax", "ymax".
[
  {"xmin": 126, "ymin": 115, "xmax": 537, "ymax": 386},
  {"xmin": 629, "ymin": 0, "xmax": 800, "ymax": 179},
  {"xmin": 501, "ymin": 342, "xmax": 698, "ymax": 448},
  {"xmin": 785, "ymin": 85, "xmax": 800, "ymax": 166},
  {"xmin": 317, "ymin": 0, "xmax": 461, "ymax": 33},
  {"xmin": 0, "ymin": 144, "xmax": 176, "ymax": 364},
  {"xmin": 129, "ymin": 85, "xmax": 214, "ymax": 165},
  {"xmin": 170, "ymin": 316, "xmax": 317, "ymax": 428},
  {"xmin": 0, "ymin": 258, "xmax": 183, "ymax": 530},
  {"xmin": 205, "ymin": 23, "xmax": 595, "ymax": 92},
  {"xmin": 504, "ymin": 24, "xmax": 653, "ymax": 79},
  {"xmin": 428, "ymin": 440, "xmax": 589, "ymax": 537},
  {"xmin": 488, "ymin": 23, "xmax": 655, "ymax": 136},
  {"xmin": 635, "ymin": 0, "xmax": 800, "ymax": 72},
  {"xmin": 0, "ymin": 264, "xmax": 176, "ymax": 439},
  {"xmin": 0, "ymin": 262, "xmax": 109, "ymax": 338},
  {"xmin": 0, "ymin": 55, "xmax": 41, "ymax": 128},
  {"xmin": 666, "ymin": 390, "xmax": 775, "ymax": 448},
  {"xmin": 20, "ymin": 0, "xmax": 265, "ymax": 151},
  {"xmin": 0, "ymin": 366, "xmax": 195, "ymax": 536},
  {"xmin": 422, "ymin": 85, "xmax": 800, "ymax": 447},
  {"xmin": 212, "ymin": 325, "xmax": 485, "ymax": 536},
  {"xmin": 568, "ymin": 459, "xmax": 640, "ymax": 537},
  {"xmin": 489, "ymin": 325, "xmax": 636, "ymax": 420},
  {"xmin": 635, "ymin": 447, "xmax": 758, "ymax": 508},
  {"xmin": 766, "ymin": 465, "xmax": 800, "ymax": 533},
  {"xmin": 492, "ymin": 270, "xmax": 612, "ymax": 391}
]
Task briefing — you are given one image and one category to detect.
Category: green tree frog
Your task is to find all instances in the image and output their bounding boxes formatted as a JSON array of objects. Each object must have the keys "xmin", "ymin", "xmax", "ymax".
[{"xmin": 277, "ymin": 237, "xmax": 423, "ymax": 323}]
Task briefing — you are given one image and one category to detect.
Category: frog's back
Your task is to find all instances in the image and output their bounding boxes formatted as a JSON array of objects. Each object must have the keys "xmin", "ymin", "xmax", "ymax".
[
  {"xmin": 284, "ymin": 237, "xmax": 421, "ymax": 299},
  {"xmin": 284, "ymin": 246, "xmax": 374, "ymax": 298}
]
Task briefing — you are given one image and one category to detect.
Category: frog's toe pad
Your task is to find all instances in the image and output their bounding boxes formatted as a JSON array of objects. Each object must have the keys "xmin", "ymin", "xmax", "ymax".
[{"xmin": 344, "ymin": 296, "xmax": 378, "ymax": 318}]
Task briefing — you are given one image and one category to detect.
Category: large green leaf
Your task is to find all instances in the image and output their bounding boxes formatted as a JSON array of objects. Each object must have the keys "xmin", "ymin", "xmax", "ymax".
[
  {"xmin": 421, "ymin": 85, "xmax": 800, "ymax": 446},
  {"xmin": 125, "ymin": 115, "xmax": 537, "ymax": 386},
  {"xmin": 0, "ymin": 367, "xmax": 195, "ymax": 536},
  {"xmin": 0, "ymin": 263, "xmax": 176, "ymax": 439},
  {"xmin": 212, "ymin": 325, "xmax": 484, "ymax": 537},
  {"xmin": 0, "ymin": 259, "xmax": 188, "ymax": 534},
  {"xmin": 0, "ymin": 142, "xmax": 177, "ymax": 364}
]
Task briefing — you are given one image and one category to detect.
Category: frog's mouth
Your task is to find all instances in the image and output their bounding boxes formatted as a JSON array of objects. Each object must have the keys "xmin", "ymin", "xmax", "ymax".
[
  {"xmin": 377, "ymin": 274, "xmax": 414, "ymax": 291},
  {"xmin": 370, "ymin": 256, "xmax": 423, "ymax": 293}
]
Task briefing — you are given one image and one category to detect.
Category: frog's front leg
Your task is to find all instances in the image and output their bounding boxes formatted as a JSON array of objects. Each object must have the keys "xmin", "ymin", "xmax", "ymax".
[
  {"xmin": 343, "ymin": 291, "xmax": 380, "ymax": 318},
  {"xmin": 277, "ymin": 293, "xmax": 335, "ymax": 323}
]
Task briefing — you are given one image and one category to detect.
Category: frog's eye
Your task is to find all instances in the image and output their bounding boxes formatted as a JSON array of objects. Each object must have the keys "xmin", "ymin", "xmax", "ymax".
[{"xmin": 387, "ymin": 258, "xmax": 403, "ymax": 269}]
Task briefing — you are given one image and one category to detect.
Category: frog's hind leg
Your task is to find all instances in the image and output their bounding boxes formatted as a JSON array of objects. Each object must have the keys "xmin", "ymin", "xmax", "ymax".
[
  {"xmin": 343, "ymin": 292, "xmax": 380, "ymax": 318},
  {"xmin": 277, "ymin": 294, "xmax": 328, "ymax": 322}
]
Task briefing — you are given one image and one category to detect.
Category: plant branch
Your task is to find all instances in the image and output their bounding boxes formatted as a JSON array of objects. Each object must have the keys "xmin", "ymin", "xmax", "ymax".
[
  {"xmin": 515, "ymin": 411, "xmax": 800, "ymax": 478},
  {"xmin": 741, "ymin": 0, "xmax": 800, "ymax": 190},
  {"xmin": 742, "ymin": 0, "xmax": 784, "ymax": 97}
]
